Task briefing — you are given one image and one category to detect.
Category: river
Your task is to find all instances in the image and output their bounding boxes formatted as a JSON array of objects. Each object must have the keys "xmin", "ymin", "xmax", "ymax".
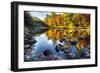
[{"xmin": 24, "ymin": 28, "xmax": 90, "ymax": 61}]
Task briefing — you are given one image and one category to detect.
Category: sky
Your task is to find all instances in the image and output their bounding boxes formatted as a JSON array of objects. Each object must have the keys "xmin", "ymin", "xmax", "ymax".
[
  {"xmin": 29, "ymin": 11, "xmax": 51, "ymax": 20},
  {"xmin": 29, "ymin": 11, "xmax": 63, "ymax": 20}
]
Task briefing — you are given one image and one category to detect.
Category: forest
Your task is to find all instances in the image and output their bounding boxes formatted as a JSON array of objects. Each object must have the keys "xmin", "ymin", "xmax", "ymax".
[{"xmin": 24, "ymin": 11, "xmax": 90, "ymax": 29}]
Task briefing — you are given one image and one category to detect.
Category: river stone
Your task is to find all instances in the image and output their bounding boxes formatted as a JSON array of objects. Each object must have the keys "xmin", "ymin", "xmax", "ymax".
[
  {"xmin": 24, "ymin": 32, "xmax": 30, "ymax": 36},
  {"xmin": 28, "ymin": 39, "xmax": 36, "ymax": 43},
  {"xmin": 24, "ymin": 44, "xmax": 31, "ymax": 49},
  {"xmin": 43, "ymin": 49, "xmax": 52, "ymax": 57}
]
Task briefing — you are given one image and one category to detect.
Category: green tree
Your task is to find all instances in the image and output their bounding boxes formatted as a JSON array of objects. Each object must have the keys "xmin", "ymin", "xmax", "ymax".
[{"xmin": 24, "ymin": 12, "xmax": 33, "ymax": 28}]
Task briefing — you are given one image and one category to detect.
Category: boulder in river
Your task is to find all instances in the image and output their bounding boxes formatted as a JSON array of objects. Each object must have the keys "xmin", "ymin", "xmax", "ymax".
[{"xmin": 43, "ymin": 49, "xmax": 52, "ymax": 57}]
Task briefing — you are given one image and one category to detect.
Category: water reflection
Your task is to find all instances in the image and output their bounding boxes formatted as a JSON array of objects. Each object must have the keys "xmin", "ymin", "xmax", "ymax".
[{"xmin": 24, "ymin": 28, "xmax": 90, "ymax": 61}]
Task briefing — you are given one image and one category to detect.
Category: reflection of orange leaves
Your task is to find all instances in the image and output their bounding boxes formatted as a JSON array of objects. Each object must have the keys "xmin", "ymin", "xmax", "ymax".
[
  {"xmin": 46, "ymin": 29, "xmax": 90, "ymax": 48},
  {"xmin": 79, "ymin": 40, "xmax": 86, "ymax": 48},
  {"xmin": 46, "ymin": 29, "xmax": 69, "ymax": 40}
]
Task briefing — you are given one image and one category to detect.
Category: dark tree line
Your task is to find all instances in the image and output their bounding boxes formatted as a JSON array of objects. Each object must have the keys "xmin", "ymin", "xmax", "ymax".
[{"xmin": 24, "ymin": 12, "xmax": 48, "ymax": 29}]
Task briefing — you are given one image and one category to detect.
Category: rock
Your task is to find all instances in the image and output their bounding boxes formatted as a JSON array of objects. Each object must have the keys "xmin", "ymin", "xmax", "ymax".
[
  {"xmin": 60, "ymin": 39, "xmax": 64, "ymax": 43},
  {"xmin": 70, "ymin": 41, "xmax": 77, "ymax": 46},
  {"xmin": 25, "ymin": 55, "xmax": 31, "ymax": 61},
  {"xmin": 55, "ymin": 46, "xmax": 59, "ymax": 52},
  {"xmin": 43, "ymin": 49, "xmax": 52, "ymax": 57},
  {"xmin": 80, "ymin": 48, "xmax": 90, "ymax": 58},
  {"xmin": 70, "ymin": 38, "xmax": 78, "ymax": 45},
  {"xmin": 67, "ymin": 52, "xmax": 77, "ymax": 59},
  {"xmin": 27, "ymin": 35, "xmax": 32, "ymax": 40},
  {"xmin": 24, "ymin": 38, "xmax": 28, "ymax": 41},
  {"xmin": 29, "ymin": 39, "xmax": 36, "ymax": 43},
  {"xmin": 24, "ymin": 39, "xmax": 36, "ymax": 45},
  {"xmin": 46, "ymin": 55, "xmax": 57, "ymax": 60},
  {"xmin": 24, "ymin": 32, "xmax": 30, "ymax": 36},
  {"xmin": 64, "ymin": 49, "xmax": 70, "ymax": 53},
  {"xmin": 24, "ymin": 44, "xmax": 31, "ymax": 49}
]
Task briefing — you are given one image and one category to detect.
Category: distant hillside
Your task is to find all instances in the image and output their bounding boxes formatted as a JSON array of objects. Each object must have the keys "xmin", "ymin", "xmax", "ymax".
[
  {"xmin": 32, "ymin": 21, "xmax": 48, "ymax": 27},
  {"xmin": 24, "ymin": 12, "xmax": 49, "ymax": 28}
]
